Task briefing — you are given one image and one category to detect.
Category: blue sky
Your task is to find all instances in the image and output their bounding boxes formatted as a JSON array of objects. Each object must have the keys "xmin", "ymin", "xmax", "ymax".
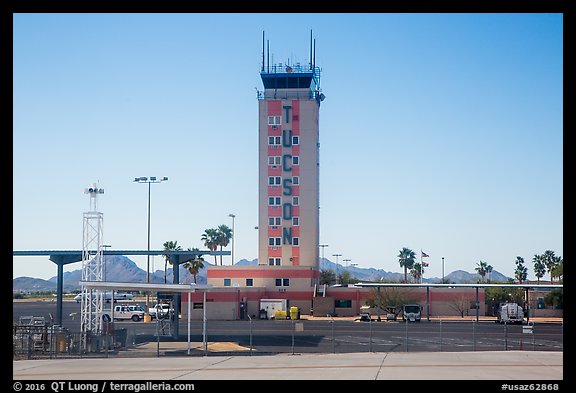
[{"xmin": 13, "ymin": 13, "xmax": 563, "ymax": 281}]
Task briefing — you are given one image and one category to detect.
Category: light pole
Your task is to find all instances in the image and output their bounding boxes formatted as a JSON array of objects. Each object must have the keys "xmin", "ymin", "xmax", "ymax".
[
  {"xmin": 319, "ymin": 244, "xmax": 329, "ymax": 267},
  {"xmin": 228, "ymin": 214, "xmax": 235, "ymax": 265},
  {"xmin": 442, "ymin": 257, "xmax": 445, "ymax": 284},
  {"xmin": 332, "ymin": 254, "xmax": 342, "ymax": 284},
  {"xmin": 343, "ymin": 258, "xmax": 351, "ymax": 271},
  {"xmin": 134, "ymin": 176, "xmax": 168, "ymax": 312},
  {"xmin": 102, "ymin": 244, "xmax": 112, "ymax": 282}
]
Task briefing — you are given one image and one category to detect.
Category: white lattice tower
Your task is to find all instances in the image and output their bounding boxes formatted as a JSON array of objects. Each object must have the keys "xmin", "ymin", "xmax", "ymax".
[{"xmin": 80, "ymin": 183, "xmax": 105, "ymax": 343}]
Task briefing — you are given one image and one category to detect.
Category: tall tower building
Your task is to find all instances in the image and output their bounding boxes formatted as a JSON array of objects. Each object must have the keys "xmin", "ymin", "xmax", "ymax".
[
  {"xmin": 257, "ymin": 33, "xmax": 323, "ymax": 276},
  {"xmin": 207, "ymin": 32, "xmax": 324, "ymax": 313}
]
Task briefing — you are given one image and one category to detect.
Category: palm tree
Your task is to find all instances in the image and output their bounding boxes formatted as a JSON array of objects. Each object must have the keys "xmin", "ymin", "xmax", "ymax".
[
  {"xmin": 201, "ymin": 228, "xmax": 219, "ymax": 264},
  {"xmin": 397, "ymin": 247, "xmax": 416, "ymax": 283},
  {"xmin": 216, "ymin": 224, "xmax": 233, "ymax": 266},
  {"xmin": 162, "ymin": 240, "xmax": 182, "ymax": 284},
  {"xmin": 551, "ymin": 256, "xmax": 563, "ymax": 283},
  {"xmin": 514, "ymin": 256, "xmax": 528, "ymax": 284},
  {"xmin": 533, "ymin": 254, "xmax": 546, "ymax": 284},
  {"xmin": 183, "ymin": 248, "xmax": 205, "ymax": 284},
  {"xmin": 485, "ymin": 264, "xmax": 493, "ymax": 282},
  {"xmin": 475, "ymin": 260, "xmax": 489, "ymax": 283},
  {"xmin": 542, "ymin": 250, "xmax": 557, "ymax": 283},
  {"xmin": 410, "ymin": 263, "xmax": 423, "ymax": 282}
]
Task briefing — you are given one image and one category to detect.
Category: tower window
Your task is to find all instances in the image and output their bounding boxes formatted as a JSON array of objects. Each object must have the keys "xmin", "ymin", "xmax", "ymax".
[
  {"xmin": 292, "ymin": 176, "xmax": 300, "ymax": 185},
  {"xmin": 268, "ymin": 136, "xmax": 281, "ymax": 145},
  {"xmin": 246, "ymin": 278, "xmax": 254, "ymax": 287},
  {"xmin": 268, "ymin": 257, "xmax": 281, "ymax": 266},
  {"xmin": 293, "ymin": 237, "xmax": 300, "ymax": 246},
  {"xmin": 268, "ymin": 156, "xmax": 281, "ymax": 166},
  {"xmin": 268, "ymin": 237, "xmax": 281, "ymax": 246},
  {"xmin": 268, "ymin": 116, "xmax": 281, "ymax": 125},
  {"xmin": 268, "ymin": 176, "xmax": 281, "ymax": 186},
  {"xmin": 275, "ymin": 278, "xmax": 290, "ymax": 287},
  {"xmin": 269, "ymin": 217, "xmax": 281, "ymax": 226},
  {"xmin": 292, "ymin": 156, "xmax": 300, "ymax": 165},
  {"xmin": 292, "ymin": 217, "xmax": 299, "ymax": 226},
  {"xmin": 224, "ymin": 278, "xmax": 231, "ymax": 287},
  {"xmin": 269, "ymin": 197, "xmax": 281, "ymax": 206},
  {"xmin": 292, "ymin": 136, "xmax": 299, "ymax": 145},
  {"xmin": 292, "ymin": 196, "xmax": 299, "ymax": 206}
]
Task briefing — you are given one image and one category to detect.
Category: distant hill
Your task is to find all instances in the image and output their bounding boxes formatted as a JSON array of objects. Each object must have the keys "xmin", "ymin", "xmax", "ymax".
[{"xmin": 13, "ymin": 256, "xmax": 512, "ymax": 292}]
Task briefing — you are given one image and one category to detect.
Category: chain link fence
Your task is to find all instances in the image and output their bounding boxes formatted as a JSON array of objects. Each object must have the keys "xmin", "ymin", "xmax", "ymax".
[{"xmin": 13, "ymin": 318, "xmax": 562, "ymax": 360}]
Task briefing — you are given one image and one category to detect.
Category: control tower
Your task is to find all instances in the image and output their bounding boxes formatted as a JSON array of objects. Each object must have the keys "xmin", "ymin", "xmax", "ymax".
[{"xmin": 257, "ymin": 31, "xmax": 324, "ymax": 274}]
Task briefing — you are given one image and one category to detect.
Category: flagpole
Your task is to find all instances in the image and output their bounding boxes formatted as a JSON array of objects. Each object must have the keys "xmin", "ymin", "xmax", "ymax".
[{"xmin": 420, "ymin": 249, "xmax": 423, "ymax": 284}]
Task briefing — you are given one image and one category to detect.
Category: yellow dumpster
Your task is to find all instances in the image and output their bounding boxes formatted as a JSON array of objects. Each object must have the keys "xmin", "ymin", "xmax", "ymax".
[
  {"xmin": 290, "ymin": 306, "xmax": 299, "ymax": 320},
  {"xmin": 274, "ymin": 310, "xmax": 287, "ymax": 320}
]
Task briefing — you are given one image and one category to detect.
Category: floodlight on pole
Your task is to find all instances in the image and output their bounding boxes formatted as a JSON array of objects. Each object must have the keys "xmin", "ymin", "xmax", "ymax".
[
  {"xmin": 228, "ymin": 214, "xmax": 236, "ymax": 265},
  {"xmin": 134, "ymin": 176, "xmax": 168, "ymax": 312}
]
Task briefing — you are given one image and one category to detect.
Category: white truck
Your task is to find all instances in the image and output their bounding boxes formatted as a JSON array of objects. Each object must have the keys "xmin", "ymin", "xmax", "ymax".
[
  {"xmin": 102, "ymin": 304, "xmax": 145, "ymax": 322},
  {"xmin": 402, "ymin": 304, "xmax": 422, "ymax": 322},
  {"xmin": 259, "ymin": 299, "xmax": 288, "ymax": 320},
  {"xmin": 497, "ymin": 302, "xmax": 524, "ymax": 324},
  {"xmin": 148, "ymin": 303, "xmax": 172, "ymax": 319}
]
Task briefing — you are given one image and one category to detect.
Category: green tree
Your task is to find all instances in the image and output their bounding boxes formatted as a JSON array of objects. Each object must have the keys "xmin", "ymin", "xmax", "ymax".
[
  {"xmin": 319, "ymin": 269, "xmax": 336, "ymax": 285},
  {"xmin": 475, "ymin": 260, "xmax": 489, "ymax": 283},
  {"xmin": 514, "ymin": 256, "xmax": 528, "ymax": 284},
  {"xmin": 201, "ymin": 228, "xmax": 220, "ymax": 264},
  {"xmin": 551, "ymin": 256, "xmax": 563, "ymax": 283},
  {"xmin": 162, "ymin": 240, "xmax": 182, "ymax": 284},
  {"xmin": 216, "ymin": 224, "xmax": 233, "ymax": 266},
  {"xmin": 542, "ymin": 250, "xmax": 558, "ymax": 284},
  {"xmin": 183, "ymin": 248, "xmax": 205, "ymax": 284},
  {"xmin": 544, "ymin": 289, "xmax": 563, "ymax": 309},
  {"xmin": 398, "ymin": 247, "xmax": 416, "ymax": 283},
  {"xmin": 485, "ymin": 264, "xmax": 493, "ymax": 282},
  {"xmin": 337, "ymin": 270, "xmax": 359, "ymax": 286},
  {"xmin": 410, "ymin": 263, "xmax": 423, "ymax": 282},
  {"xmin": 532, "ymin": 254, "xmax": 546, "ymax": 284}
]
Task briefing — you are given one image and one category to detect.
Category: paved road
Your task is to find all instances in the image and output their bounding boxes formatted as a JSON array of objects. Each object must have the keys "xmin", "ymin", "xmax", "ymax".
[{"xmin": 13, "ymin": 350, "xmax": 563, "ymax": 381}]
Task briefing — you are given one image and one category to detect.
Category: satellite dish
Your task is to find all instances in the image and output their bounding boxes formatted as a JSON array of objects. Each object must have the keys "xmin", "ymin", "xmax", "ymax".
[{"xmin": 319, "ymin": 93, "xmax": 325, "ymax": 101}]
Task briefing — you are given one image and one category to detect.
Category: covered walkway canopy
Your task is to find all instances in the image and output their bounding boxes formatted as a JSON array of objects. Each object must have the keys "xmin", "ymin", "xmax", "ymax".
[
  {"xmin": 80, "ymin": 281, "xmax": 211, "ymax": 346},
  {"xmin": 354, "ymin": 282, "xmax": 564, "ymax": 322},
  {"xmin": 13, "ymin": 249, "xmax": 229, "ymax": 329}
]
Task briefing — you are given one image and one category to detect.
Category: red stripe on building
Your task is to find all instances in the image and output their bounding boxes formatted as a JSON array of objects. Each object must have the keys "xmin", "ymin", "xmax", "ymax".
[
  {"xmin": 268, "ymin": 145, "xmax": 281, "ymax": 156},
  {"xmin": 268, "ymin": 100, "xmax": 282, "ymax": 115},
  {"xmin": 267, "ymin": 186, "xmax": 282, "ymax": 196},
  {"xmin": 268, "ymin": 167, "xmax": 282, "ymax": 176},
  {"xmin": 208, "ymin": 268, "xmax": 318, "ymax": 279}
]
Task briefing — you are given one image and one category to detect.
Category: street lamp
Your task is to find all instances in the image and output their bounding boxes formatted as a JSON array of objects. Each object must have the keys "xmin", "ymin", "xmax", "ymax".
[
  {"xmin": 134, "ymin": 176, "xmax": 168, "ymax": 311},
  {"xmin": 319, "ymin": 244, "xmax": 329, "ymax": 267},
  {"xmin": 343, "ymin": 259, "xmax": 351, "ymax": 271},
  {"xmin": 228, "ymin": 214, "xmax": 235, "ymax": 265},
  {"xmin": 332, "ymin": 254, "xmax": 342, "ymax": 284},
  {"xmin": 102, "ymin": 244, "xmax": 112, "ymax": 282},
  {"xmin": 442, "ymin": 257, "xmax": 445, "ymax": 284}
]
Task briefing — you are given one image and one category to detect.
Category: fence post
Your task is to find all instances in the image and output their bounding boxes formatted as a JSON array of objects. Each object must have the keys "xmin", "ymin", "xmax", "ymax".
[
  {"xmin": 405, "ymin": 318, "xmax": 409, "ymax": 352},
  {"xmin": 472, "ymin": 318, "xmax": 476, "ymax": 352},
  {"xmin": 291, "ymin": 318, "xmax": 295, "ymax": 355},
  {"xmin": 247, "ymin": 314, "xmax": 253, "ymax": 356},
  {"xmin": 329, "ymin": 314, "xmax": 335, "ymax": 354},
  {"xmin": 439, "ymin": 319, "xmax": 443, "ymax": 352},
  {"xmin": 369, "ymin": 317, "xmax": 372, "ymax": 353}
]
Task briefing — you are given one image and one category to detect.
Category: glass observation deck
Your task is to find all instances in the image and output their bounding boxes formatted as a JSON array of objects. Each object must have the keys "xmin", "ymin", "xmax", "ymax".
[{"xmin": 258, "ymin": 63, "xmax": 322, "ymax": 100}]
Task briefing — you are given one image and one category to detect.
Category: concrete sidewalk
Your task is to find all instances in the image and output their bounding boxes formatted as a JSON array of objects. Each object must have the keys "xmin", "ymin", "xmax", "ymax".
[{"xmin": 13, "ymin": 351, "xmax": 562, "ymax": 380}]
